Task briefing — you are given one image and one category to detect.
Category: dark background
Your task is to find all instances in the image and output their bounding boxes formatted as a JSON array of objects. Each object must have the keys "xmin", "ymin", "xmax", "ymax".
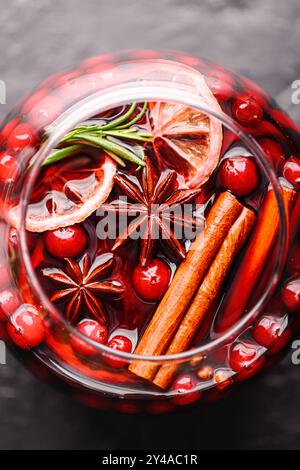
[{"xmin": 0, "ymin": 0, "xmax": 300, "ymax": 450}]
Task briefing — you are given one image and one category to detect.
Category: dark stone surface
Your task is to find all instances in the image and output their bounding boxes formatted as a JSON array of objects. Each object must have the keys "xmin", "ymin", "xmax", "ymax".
[{"xmin": 0, "ymin": 0, "xmax": 300, "ymax": 450}]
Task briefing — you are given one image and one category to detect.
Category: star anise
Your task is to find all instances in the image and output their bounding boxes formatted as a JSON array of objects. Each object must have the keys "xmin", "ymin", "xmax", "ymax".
[
  {"xmin": 42, "ymin": 253, "xmax": 125, "ymax": 324},
  {"xmin": 103, "ymin": 157, "xmax": 202, "ymax": 266}
]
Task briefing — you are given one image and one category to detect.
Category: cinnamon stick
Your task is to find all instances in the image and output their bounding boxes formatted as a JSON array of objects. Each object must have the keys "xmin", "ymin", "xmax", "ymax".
[
  {"xmin": 153, "ymin": 206, "xmax": 256, "ymax": 389},
  {"xmin": 215, "ymin": 186, "xmax": 297, "ymax": 334},
  {"xmin": 129, "ymin": 191, "xmax": 243, "ymax": 381}
]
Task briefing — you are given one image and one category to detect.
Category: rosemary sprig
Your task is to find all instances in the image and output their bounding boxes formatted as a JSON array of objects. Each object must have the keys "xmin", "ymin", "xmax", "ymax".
[{"xmin": 43, "ymin": 102, "xmax": 150, "ymax": 168}]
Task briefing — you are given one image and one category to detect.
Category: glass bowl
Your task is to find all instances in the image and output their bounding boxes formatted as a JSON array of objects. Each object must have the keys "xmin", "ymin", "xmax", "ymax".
[{"xmin": 0, "ymin": 50, "xmax": 299, "ymax": 413}]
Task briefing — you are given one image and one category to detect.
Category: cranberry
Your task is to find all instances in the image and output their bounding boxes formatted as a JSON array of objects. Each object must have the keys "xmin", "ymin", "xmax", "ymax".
[
  {"xmin": 132, "ymin": 259, "xmax": 171, "ymax": 301},
  {"xmin": 7, "ymin": 122, "xmax": 38, "ymax": 151},
  {"xmin": 0, "ymin": 152, "xmax": 20, "ymax": 184},
  {"xmin": 283, "ymin": 156, "xmax": 300, "ymax": 189},
  {"xmin": 258, "ymin": 138, "xmax": 285, "ymax": 172},
  {"xmin": 70, "ymin": 319, "xmax": 108, "ymax": 356},
  {"xmin": 28, "ymin": 94, "xmax": 62, "ymax": 129},
  {"xmin": 281, "ymin": 276, "xmax": 300, "ymax": 311},
  {"xmin": 252, "ymin": 313, "xmax": 289, "ymax": 347},
  {"xmin": 206, "ymin": 76, "xmax": 232, "ymax": 102},
  {"xmin": 146, "ymin": 400, "xmax": 175, "ymax": 414},
  {"xmin": 103, "ymin": 335, "xmax": 132, "ymax": 368},
  {"xmin": 0, "ymin": 288, "xmax": 20, "ymax": 321},
  {"xmin": 229, "ymin": 340, "xmax": 265, "ymax": 380},
  {"xmin": 218, "ymin": 156, "xmax": 259, "ymax": 196},
  {"xmin": 267, "ymin": 325, "xmax": 293, "ymax": 355},
  {"xmin": 55, "ymin": 70, "xmax": 81, "ymax": 87},
  {"xmin": 44, "ymin": 225, "xmax": 87, "ymax": 259},
  {"xmin": 7, "ymin": 305, "xmax": 45, "ymax": 350},
  {"xmin": 170, "ymin": 373, "xmax": 201, "ymax": 406},
  {"xmin": 22, "ymin": 88, "xmax": 50, "ymax": 114},
  {"xmin": 0, "ymin": 117, "xmax": 20, "ymax": 144},
  {"xmin": 232, "ymin": 94, "xmax": 263, "ymax": 127}
]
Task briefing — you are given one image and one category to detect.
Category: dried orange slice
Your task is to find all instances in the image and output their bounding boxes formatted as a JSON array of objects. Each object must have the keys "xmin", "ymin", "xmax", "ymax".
[
  {"xmin": 149, "ymin": 76, "xmax": 223, "ymax": 188},
  {"xmin": 8, "ymin": 152, "xmax": 116, "ymax": 232}
]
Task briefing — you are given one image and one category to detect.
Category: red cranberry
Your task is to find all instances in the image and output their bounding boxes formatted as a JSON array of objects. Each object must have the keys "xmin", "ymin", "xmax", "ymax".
[
  {"xmin": 232, "ymin": 94, "xmax": 263, "ymax": 127},
  {"xmin": 283, "ymin": 156, "xmax": 300, "ymax": 189},
  {"xmin": 229, "ymin": 340, "xmax": 265, "ymax": 380},
  {"xmin": 206, "ymin": 76, "xmax": 232, "ymax": 102},
  {"xmin": 281, "ymin": 276, "xmax": 300, "ymax": 311},
  {"xmin": 7, "ymin": 305, "xmax": 45, "ymax": 350},
  {"xmin": 103, "ymin": 335, "xmax": 132, "ymax": 369},
  {"xmin": 0, "ymin": 152, "xmax": 20, "ymax": 184},
  {"xmin": 0, "ymin": 117, "xmax": 20, "ymax": 144},
  {"xmin": 55, "ymin": 70, "xmax": 81, "ymax": 87},
  {"xmin": 132, "ymin": 259, "xmax": 171, "ymax": 301},
  {"xmin": 218, "ymin": 156, "xmax": 259, "ymax": 196},
  {"xmin": 170, "ymin": 373, "xmax": 201, "ymax": 406},
  {"xmin": 28, "ymin": 94, "xmax": 62, "ymax": 129},
  {"xmin": 146, "ymin": 400, "xmax": 175, "ymax": 414},
  {"xmin": 0, "ymin": 288, "xmax": 20, "ymax": 321},
  {"xmin": 22, "ymin": 88, "xmax": 51, "ymax": 114},
  {"xmin": 7, "ymin": 122, "xmax": 38, "ymax": 151},
  {"xmin": 252, "ymin": 313, "xmax": 289, "ymax": 347},
  {"xmin": 44, "ymin": 225, "xmax": 87, "ymax": 259},
  {"xmin": 267, "ymin": 325, "xmax": 293, "ymax": 355},
  {"xmin": 70, "ymin": 319, "xmax": 108, "ymax": 356},
  {"xmin": 258, "ymin": 138, "xmax": 285, "ymax": 172}
]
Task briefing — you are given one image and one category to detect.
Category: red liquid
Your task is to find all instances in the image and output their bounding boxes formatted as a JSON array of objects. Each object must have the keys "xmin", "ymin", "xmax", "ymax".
[{"xmin": 0, "ymin": 51, "xmax": 300, "ymax": 412}]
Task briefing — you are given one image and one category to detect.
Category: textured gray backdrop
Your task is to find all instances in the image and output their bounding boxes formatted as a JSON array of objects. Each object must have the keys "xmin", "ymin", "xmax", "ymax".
[{"xmin": 0, "ymin": 0, "xmax": 300, "ymax": 450}]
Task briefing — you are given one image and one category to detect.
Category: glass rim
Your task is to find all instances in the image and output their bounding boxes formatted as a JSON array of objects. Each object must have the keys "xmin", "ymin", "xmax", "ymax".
[{"xmin": 18, "ymin": 61, "xmax": 288, "ymax": 364}]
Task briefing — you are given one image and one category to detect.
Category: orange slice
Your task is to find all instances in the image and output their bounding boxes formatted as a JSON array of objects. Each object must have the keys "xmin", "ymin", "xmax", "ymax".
[
  {"xmin": 149, "ymin": 76, "xmax": 223, "ymax": 188},
  {"xmin": 8, "ymin": 152, "xmax": 116, "ymax": 232}
]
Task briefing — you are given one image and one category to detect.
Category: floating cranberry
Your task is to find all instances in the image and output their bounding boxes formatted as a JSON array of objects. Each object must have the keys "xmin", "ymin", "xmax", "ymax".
[
  {"xmin": 28, "ymin": 94, "xmax": 62, "ymax": 129},
  {"xmin": 258, "ymin": 138, "xmax": 285, "ymax": 172},
  {"xmin": 0, "ymin": 152, "xmax": 20, "ymax": 184},
  {"xmin": 7, "ymin": 305, "xmax": 45, "ymax": 350},
  {"xmin": 7, "ymin": 122, "xmax": 38, "ymax": 151},
  {"xmin": 70, "ymin": 319, "xmax": 108, "ymax": 356},
  {"xmin": 170, "ymin": 373, "xmax": 201, "ymax": 406},
  {"xmin": 55, "ymin": 70, "xmax": 81, "ymax": 87},
  {"xmin": 283, "ymin": 156, "xmax": 300, "ymax": 189},
  {"xmin": 281, "ymin": 276, "xmax": 300, "ymax": 311},
  {"xmin": 103, "ymin": 335, "xmax": 132, "ymax": 369},
  {"xmin": 146, "ymin": 400, "xmax": 175, "ymax": 414},
  {"xmin": 232, "ymin": 94, "xmax": 263, "ymax": 127},
  {"xmin": 229, "ymin": 340, "xmax": 265, "ymax": 380},
  {"xmin": 44, "ymin": 225, "xmax": 87, "ymax": 259},
  {"xmin": 252, "ymin": 313, "xmax": 289, "ymax": 348},
  {"xmin": 0, "ymin": 288, "xmax": 20, "ymax": 321},
  {"xmin": 218, "ymin": 156, "xmax": 259, "ymax": 196},
  {"xmin": 132, "ymin": 258, "xmax": 171, "ymax": 301},
  {"xmin": 22, "ymin": 88, "xmax": 50, "ymax": 114},
  {"xmin": 206, "ymin": 76, "xmax": 232, "ymax": 102},
  {"xmin": 0, "ymin": 117, "xmax": 20, "ymax": 145}
]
